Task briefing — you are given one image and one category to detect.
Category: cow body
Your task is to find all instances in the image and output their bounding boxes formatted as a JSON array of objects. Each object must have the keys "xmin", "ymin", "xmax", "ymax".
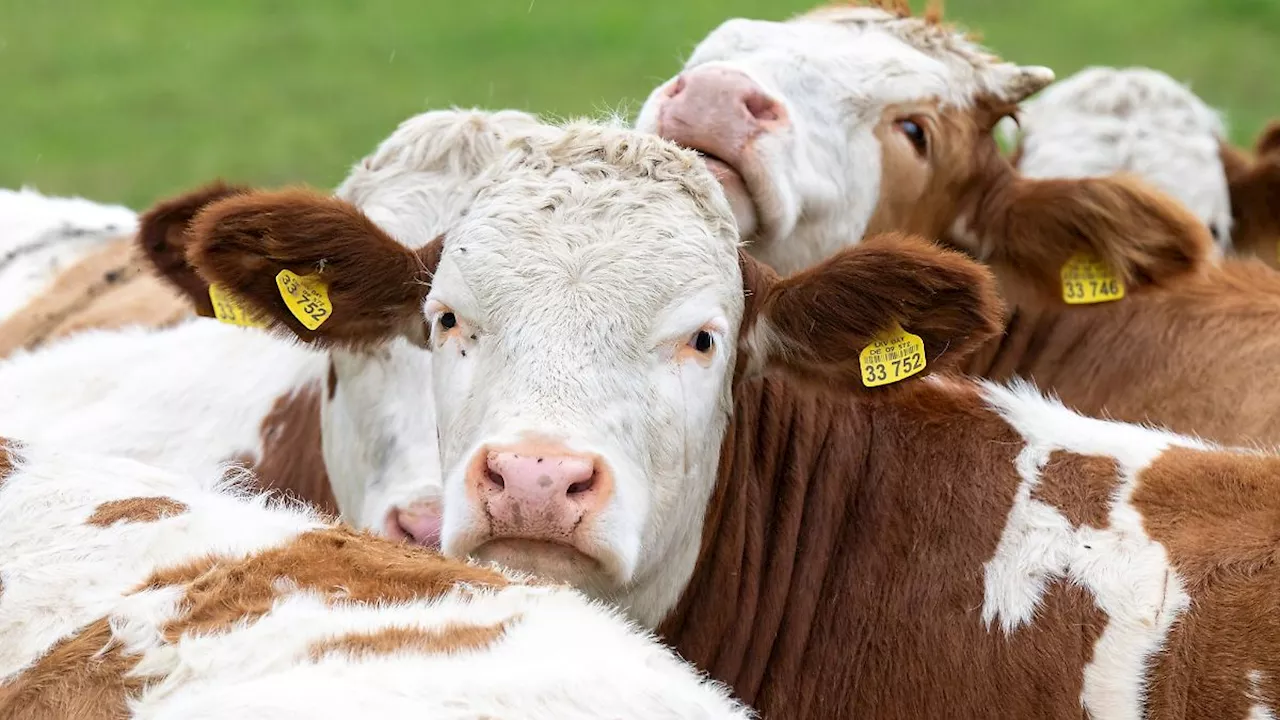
[
  {"xmin": 0, "ymin": 188, "xmax": 140, "ymax": 326},
  {"xmin": 665, "ymin": 374, "xmax": 1280, "ymax": 719},
  {"xmin": 0, "ymin": 439, "xmax": 750, "ymax": 719},
  {"xmin": 177, "ymin": 118, "xmax": 1280, "ymax": 718}
]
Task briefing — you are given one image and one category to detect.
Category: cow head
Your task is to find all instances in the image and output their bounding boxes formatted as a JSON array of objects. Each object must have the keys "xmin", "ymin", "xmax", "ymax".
[
  {"xmin": 137, "ymin": 109, "xmax": 554, "ymax": 545},
  {"xmin": 1007, "ymin": 66, "xmax": 1235, "ymax": 252},
  {"xmin": 636, "ymin": 2, "xmax": 1213, "ymax": 301},
  {"xmin": 177, "ymin": 121, "xmax": 1003, "ymax": 627},
  {"xmin": 1224, "ymin": 121, "xmax": 1280, "ymax": 268}
]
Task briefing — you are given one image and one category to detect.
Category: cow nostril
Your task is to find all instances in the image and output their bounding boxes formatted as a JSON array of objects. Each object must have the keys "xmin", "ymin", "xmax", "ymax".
[
  {"xmin": 567, "ymin": 471, "xmax": 597, "ymax": 496},
  {"xmin": 485, "ymin": 467, "xmax": 506, "ymax": 490},
  {"xmin": 744, "ymin": 92, "xmax": 781, "ymax": 122},
  {"xmin": 666, "ymin": 75, "xmax": 687, "ymax": 98}
]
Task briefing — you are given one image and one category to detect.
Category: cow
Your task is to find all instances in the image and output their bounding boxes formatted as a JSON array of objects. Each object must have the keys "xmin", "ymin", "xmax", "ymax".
[
  {"xmin": 0, "ymin": 439, "xmax": 751, "ymax": 719},
  {"xmin": 1002, "ymin": 65, "xmax": 1234, "ymax": 251},
  {"xmin": 0, "ymin": 188, "xmax": 168, "ymax": 338},
  {"xmin": 174, "ymin": 119, "xmax": 1280, "ymax": 719},
  {"xmin": 1004, "ymin": 65, "xmax": 1280, "ymax": 268},
  {"xmin": 632, "ymin": 1, "xmax": 1280, "ymax": 448},
  {"xmin": 0, "ymin": 108, "xmax": 554, "ymax": 542}
]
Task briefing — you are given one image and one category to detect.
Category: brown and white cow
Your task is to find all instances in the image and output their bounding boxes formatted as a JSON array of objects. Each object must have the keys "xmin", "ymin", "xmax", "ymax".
[
  {"xmin": 1006, "ymin": 65, "xmax": 1280, "ymax": 268},
  {"xmin": 0, "ymin": 439, "xmax": 750, "ymax": 719},
  {"xmin": 181, "ymin": 121, "xmax": 1280, "ymax": 719},
  {"xmin": 633, "ymin": 1, "xmax": 1280, "ymax": 448}
]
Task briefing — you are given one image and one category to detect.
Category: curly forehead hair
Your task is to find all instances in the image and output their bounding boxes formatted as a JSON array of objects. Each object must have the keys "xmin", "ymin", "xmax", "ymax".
[{"xmin": 479, "ymin": 120, "xmax": 740, "ymax": 246}]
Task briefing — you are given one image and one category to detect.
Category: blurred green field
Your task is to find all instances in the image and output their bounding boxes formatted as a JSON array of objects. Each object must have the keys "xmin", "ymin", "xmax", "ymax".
[{"xmin": 2, "ymin": 0, "xmax": 1277, "ymax": 209}]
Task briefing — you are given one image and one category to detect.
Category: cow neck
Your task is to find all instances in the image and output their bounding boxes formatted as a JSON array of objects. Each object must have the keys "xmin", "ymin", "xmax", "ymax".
[
  {"xmin": 657, "ymin": 373, "xmax": 874, "ymax": 707},
  {"xmin": 229, "ymin": 382, "xmax": 338, "ymax": 517},
  {"xmin": 660, "ymin": 376, "xmax": 1116, "ymax": 718}
]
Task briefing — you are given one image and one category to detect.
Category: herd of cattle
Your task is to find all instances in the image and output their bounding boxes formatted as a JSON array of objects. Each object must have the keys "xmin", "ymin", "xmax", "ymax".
[{"xmin": 2, "ymin": 2, "xmax": 1280, "ymax": 718}]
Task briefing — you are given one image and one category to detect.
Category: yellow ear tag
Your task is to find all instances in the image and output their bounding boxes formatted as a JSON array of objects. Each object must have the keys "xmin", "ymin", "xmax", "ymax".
[
  {"xmin": 275, "ymin": 269, "xmax": 332, "ymax": 331},
  {"xmin": 208, "ymin": 284, "xmax": 268, "ymax": 328},
  {"xmin": 1060, "ymin": 253, "xmax": 1125, "ymax": 304},
  {"xmin": 859, "ymin": 321, "xmax": 926, "ymax": 388}
]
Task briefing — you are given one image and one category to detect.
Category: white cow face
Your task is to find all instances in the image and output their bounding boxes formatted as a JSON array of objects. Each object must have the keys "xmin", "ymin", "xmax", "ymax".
[
  {"xmin": 425, "ymin": 130, "xmax": 743, "ymax": 619},
  {"xmin": 635, "ymin": 4, "xmax": 1053, "ymax": 274},
  {"xmin": 183, "ymin": 120, "xmax": 1005, "ymax": 628}
]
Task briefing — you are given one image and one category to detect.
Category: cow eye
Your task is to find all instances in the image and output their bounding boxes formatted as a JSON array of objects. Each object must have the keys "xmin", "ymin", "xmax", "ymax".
[
  {"xmin": 690, "ymin": 330, "xmax": 715, "ymax": 354},
  {"xmin": 897, "ymin": 118, "xmax": 928, "ymax": 156},
  {"xmin": 439, "ymin": 312, "xmax": 457, "ymax": 330}
]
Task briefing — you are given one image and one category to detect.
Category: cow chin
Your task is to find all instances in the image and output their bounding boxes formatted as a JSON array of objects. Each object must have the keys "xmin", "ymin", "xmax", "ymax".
[{"xmin": 471, "ymin": 538, "xmax": 620, "ymax": 596}]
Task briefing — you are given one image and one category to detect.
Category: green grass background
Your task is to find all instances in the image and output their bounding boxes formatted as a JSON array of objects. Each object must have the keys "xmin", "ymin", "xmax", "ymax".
[{"xmin": 2, "ymin": 0, "xmax": 1277, "ymax": 209}]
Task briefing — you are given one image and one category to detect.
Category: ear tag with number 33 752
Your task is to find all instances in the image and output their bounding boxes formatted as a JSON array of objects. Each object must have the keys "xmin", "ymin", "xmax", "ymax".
[{"xmin": 859, "ymin": 322, "xmax": 926, "ymax": 388}]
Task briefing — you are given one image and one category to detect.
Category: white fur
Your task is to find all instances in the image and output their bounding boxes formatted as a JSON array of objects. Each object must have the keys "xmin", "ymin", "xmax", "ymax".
[
  {"xmin": 427, "ymin": 122, "xmax": 742, "ymax": 627},
  {"xmin": 635, "ymin": 7, "xmax": 1052, "ymax": 274},
  {"xmin": 1011, "ymin": 66, "xmax": 1233, "ymax": 249},
  {"xmin": 0, "ymin": 441, "xmax": 752, "ymax": 719},
  {"xmin": 0, "ymin": 186, "xmax": 137, "ymax": 322},
  {"xmin": 980, "ymin": 380, "xmax": 1210, "ymax": 719},
  {"xmin": 1249, "ymin": 670, "xmax": 1276, "ymax": 720}
]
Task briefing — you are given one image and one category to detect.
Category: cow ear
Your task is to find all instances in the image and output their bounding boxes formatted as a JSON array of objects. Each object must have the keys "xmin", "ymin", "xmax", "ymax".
[
  {"xmin": 740, "ymin": 233, "xmax": 1005, "ymax": 392},
  {"xmin": 137, "ymin": 181, "xmax": 252, "ymax": 317},
  {"xmin": 1256, "ymin": 120, "xmax": 1280, "ymax": 158},
  {"xmin": 972, "ymin": 173, "xmax": 1214, "ymax": 301},
  {"xmin": 186, "ymin": 188, "xmax": 441, "ymax": 348}
]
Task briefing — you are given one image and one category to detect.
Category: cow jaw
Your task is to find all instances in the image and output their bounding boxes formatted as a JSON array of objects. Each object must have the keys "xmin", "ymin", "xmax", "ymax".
[
  {"xmin": 423, "ymin": 128, "xmax": 743, "ymax": 626},
  {"xmin": 636, "ymin": 5, "xmax": 1053, "ymax": 275}
]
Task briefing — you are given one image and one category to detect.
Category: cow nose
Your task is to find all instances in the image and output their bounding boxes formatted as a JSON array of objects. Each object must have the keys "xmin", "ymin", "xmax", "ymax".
[
  {"xmin": 484, "ymin": 450, "xmax": 598, "ymax": 500},
  {"xmin": 384, "ymin": 500, "xmax": 442, "ymax": 549},
  {"xmin": 473, "ymin": 445, "xmax": 611, "ymax": 541},
  {"xmin": 659, "ymin": 67, "xmax": 787, "ymax": 150}
]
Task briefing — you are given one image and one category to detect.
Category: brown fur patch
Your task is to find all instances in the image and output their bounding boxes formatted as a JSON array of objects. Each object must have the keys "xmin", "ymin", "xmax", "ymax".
[
  {"xmin": 137, "ymin": 181, "xmax": 252, "ymax": 317},
  {"xmin": 142, "ymin": 527, "xmax": 509, "ymax": 643},
  {"xmin": 187, "ymin": 189, "xmax": 443, "ymax": 348},
  {"xmin": 86, "ymin": 497, "xmax": 188, "ymax": 527},
  {"xmin": 661, "ymin": 377, "xmax": 1109, "ymax": 718},
  {"xmin": 1135, "ymin": 447, "xmax": 1280, "ymax": 719},
  {"xmin": 0, "ymin": 438, "xmax": 16, "ymax": 486},
  {"xmin": 0, "ymin": 618, "xmax": 147, "ymax": 720},
  {"xmin": 0, "ymin": 237, "xmax": 193, "ymax": 360},
  {"xmin": 1029, "ymin": 451, "xmax": 1121, "ymax": 529},
  {"xmin": 240, "ymin": 383, "xmax": 339, "ymax": 517},
  {"xmin": 968, "ymin": 259, "xmax": 1280, "ymax": 449},
  {"xmin": 308, "ymin": 619, "xmax": 515, "ymax": 661},
  {"xmin": 1225, "ymin": 126, "xmax": 1280, "ymax": 269},
  {"xmin": 742, "ymin": 233, "xmax": 1005, "ymax": 392}
]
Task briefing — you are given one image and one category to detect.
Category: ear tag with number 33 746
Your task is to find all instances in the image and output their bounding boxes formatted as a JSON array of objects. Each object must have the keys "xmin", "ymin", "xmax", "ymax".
[
  {"xmin": 859, "ymin": 322, "xmax": 926, "ymax": 388},
  {"xmin": 1060, "ymin": 252, "xmax": 1125, "ymax": 304}
]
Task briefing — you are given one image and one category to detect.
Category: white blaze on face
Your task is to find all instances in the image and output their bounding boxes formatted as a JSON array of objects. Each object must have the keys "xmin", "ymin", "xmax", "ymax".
[
  {"xmin": 427, "ymin": 125, "xmax": 742, "ymax": 627},
  {"xmin": 635, "ymin": 5, "xmax": 1052, "ymax": 274},
  {"xmin": 1011, "ymin": 66, "xmax": 1234, "ymax": 250}
]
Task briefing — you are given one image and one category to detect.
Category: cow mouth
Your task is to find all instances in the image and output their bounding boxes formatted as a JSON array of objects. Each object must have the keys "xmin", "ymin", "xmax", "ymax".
[
  {"xmin": 688, "ymin": 149, "xmax": 762, "ymax": 239},
  {"xmin": 472, "ymin": 537, "xmax": 618, "ymax": 591}
]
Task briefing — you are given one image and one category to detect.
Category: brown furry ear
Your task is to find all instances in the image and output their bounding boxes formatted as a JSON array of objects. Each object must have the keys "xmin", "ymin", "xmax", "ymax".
[
  {"xmin": 137, "ymin": 181, "xmax": 252, "ymax": 316},
  {"xmin": 741, "ymin": 233, "xmax": 1005, "ymax": 391},
  {"xmin": 1256, "ymin": 120, "xmax": 1280, "ymax": 159},
  {"xmin": 187, "ymin": 188, "xmax": 442, "ymax": 347},
  {"xmin": 978, "ymin": 173, "xmax": 1214, "ymax": 300}
]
